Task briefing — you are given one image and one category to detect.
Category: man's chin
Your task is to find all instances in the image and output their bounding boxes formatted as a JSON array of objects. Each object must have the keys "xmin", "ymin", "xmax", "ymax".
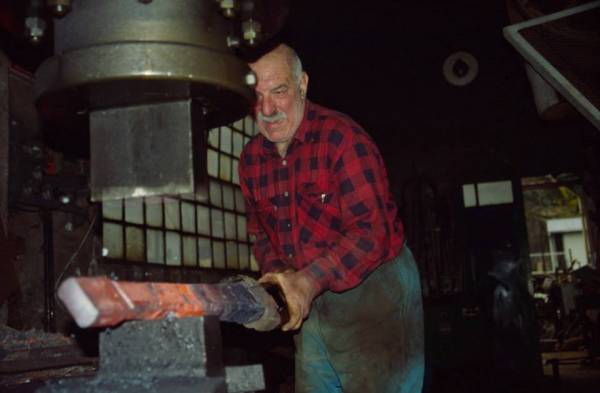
[
  {"xmin": 260, "ymin": 126, "xmax": 288, "ymax": 141},
  {"xmin": 265, "ymin": 134, "xmax": 288, "ymax": 143}
]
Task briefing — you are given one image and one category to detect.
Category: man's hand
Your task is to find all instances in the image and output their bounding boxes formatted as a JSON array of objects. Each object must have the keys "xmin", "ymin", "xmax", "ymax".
[{"xmin": 259, "ymin": 269, "xmax": 320, "ymax": 331}]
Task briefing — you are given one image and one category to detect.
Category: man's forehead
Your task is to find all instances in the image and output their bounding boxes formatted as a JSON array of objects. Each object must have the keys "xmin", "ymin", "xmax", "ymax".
[
  {"xmin": 250, "ymin": 61, "xmax": 283, "ymax": 75},
  {"xmin": 250, "ymin": 57, "xmax": 293, "ymax": 88}
]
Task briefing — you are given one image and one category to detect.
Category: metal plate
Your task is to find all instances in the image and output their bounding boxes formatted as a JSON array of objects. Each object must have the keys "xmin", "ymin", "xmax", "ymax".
[
  {"xmin": 53, "ymin": 0, "xmax": 229, "ymax": 54},
  {"xmin": 89, "ymin": 100, "xmax": 207, "ymax": 201}
]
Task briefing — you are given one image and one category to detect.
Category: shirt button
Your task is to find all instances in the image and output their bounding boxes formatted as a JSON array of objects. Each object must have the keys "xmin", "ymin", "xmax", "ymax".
[
  {"xmin": 284, "ymin": 191, "xmax": 289, "ymax": 197},
  {"xmin": 287, "ymin": 223, "xmax": 291, "ymax": 228},
  {"xmin": 288, "ymin": 253, "xmax": 294, "ymax": 259},
  {"xmin": 274, "ymin": 205, "xmax": 278, "ymax": 211},
  {"xmin": 282, "ymin": 159, "xmax": 287, "ymax": 166}
]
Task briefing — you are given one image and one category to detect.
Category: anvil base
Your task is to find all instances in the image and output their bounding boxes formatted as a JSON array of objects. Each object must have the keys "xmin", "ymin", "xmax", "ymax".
[{"xmin": 37, "ymin": 317, "xmax": 264, "ymax": 393}]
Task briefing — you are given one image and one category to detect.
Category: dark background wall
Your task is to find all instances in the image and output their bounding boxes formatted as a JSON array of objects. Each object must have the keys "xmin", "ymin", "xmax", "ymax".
[{"xmin": 277, "ymin": 0, "xmax": 596, "ymax": 187}]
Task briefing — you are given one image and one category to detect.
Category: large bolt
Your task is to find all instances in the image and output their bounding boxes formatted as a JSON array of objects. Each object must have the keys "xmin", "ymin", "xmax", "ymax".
[
  {"xmin": 25, "ymin": 16, "xmax": 46, "ymax": 44},
  {"xmin": 242, "ymin": 19, "xmax": 261, "ymax": 46},
  {"xmin": 227, "ymin": 35, "xmax": 240, "ymax": 49},
  {"xmin": 218, "ymin": 0, "xmax": 237, "ymax": 18},
  {"xmin": 47, "ymin": 0, "xmax": 71, "ymax": 17}
]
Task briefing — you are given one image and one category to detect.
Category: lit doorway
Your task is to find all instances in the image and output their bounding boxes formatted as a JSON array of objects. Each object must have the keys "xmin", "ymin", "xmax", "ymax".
[
  {"xmin": 522, "ymin": 174, "xmax": 594, "ymax": 279},
  {"xmin": 522, "ymin": 173, "xmax": 599, "ymax": 365}
]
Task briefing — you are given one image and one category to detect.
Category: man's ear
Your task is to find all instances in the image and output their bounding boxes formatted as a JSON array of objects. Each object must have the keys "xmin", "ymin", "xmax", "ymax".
[{"xmin": 300, "ymin": 71, "xmax": 309, "ymax": 99}]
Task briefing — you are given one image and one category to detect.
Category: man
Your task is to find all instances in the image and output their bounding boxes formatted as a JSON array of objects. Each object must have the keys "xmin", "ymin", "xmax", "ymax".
[{"xmin": 239, "ymin": 44, "xmax": 424, "ymax": 393}]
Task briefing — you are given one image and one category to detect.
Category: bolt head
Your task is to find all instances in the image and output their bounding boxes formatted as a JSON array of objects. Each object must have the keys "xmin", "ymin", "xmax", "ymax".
[
  {"xmin": 242, "ymin": 19, "xmax": 261, "ymax": 46},
  {"xmin": 220, "ymin": 0, "xmax": 236, "ymax": 18},
  {"xmin": 245, "ymin": 72, "xmax": 257, "ymax": 86},
  {"xmin": 227, "ymin": 35, "xmax": 240, "ymax": 48},
  {"xmin": 25, "ymin": 16, "xmax": 46, "ymax": 43}
]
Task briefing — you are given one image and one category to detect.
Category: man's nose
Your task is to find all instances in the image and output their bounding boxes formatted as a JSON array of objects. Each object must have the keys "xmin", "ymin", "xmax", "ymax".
[{"xmin": 258, "ymin": 96, "xmax": 276, "ymax": 116}]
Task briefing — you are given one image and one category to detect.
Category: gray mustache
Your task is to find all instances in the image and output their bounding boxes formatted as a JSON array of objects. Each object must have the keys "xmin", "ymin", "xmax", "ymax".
[{"xmin": 258, "ymin": 111, "xmax": 287, "ymax": 123}]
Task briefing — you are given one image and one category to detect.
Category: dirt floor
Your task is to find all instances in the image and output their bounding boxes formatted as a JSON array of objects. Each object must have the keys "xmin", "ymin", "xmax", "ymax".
[
  {"xmin": 2, "ymin": 342, "xmax": 599, "ymax": 393},
  {"xmin": 540, "ymin": 351, "xmax": 600, "ymax": 393}
]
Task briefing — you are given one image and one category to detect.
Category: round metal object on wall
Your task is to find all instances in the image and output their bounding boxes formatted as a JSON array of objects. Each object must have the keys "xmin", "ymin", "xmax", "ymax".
[
  {"xmin": 34, "ymin": 0, "xmax": 287, "ymax": 129},
  {"xmin": 442, "ymin": 51, "xmax": 479, "ymax": 87}
]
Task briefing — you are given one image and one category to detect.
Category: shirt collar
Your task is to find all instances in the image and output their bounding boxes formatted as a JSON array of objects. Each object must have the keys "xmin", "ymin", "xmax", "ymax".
[{"xmin": 259, "ymin": 100, "xmax": 314, "ymax": 156}]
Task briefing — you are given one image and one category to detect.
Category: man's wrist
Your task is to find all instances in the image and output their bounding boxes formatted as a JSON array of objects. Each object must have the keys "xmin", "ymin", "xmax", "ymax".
[{"xmin": 298, "ymin": 261, "xmax": 330, "ymax": 297}]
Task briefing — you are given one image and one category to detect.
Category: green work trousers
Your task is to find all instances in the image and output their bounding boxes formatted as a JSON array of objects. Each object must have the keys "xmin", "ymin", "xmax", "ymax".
[{"xmin": 294, "ymin": 246, "xmax": 424, "ymax": 393}]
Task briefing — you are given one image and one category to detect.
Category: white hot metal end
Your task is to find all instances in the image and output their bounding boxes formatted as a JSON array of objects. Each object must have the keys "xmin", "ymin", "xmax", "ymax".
[{"xmin": 57, "ymin": 277, "xmax": 99, "ymax": 328}]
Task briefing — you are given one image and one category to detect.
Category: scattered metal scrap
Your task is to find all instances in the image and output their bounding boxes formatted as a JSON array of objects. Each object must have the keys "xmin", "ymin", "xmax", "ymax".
[{"xmin": 0, "ymin": 325, "xmax": 96, "ymax": 388}]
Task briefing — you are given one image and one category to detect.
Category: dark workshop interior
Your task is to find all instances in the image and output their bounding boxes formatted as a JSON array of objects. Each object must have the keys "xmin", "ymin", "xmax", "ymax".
[{"xmin": 1, "ymin": 0, "xmax": 600, "ymax": 392}]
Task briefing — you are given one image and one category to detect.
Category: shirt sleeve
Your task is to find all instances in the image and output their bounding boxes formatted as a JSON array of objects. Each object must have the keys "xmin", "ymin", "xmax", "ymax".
[
  {"xmin": 238, "ymin": 156, "xmax": 286, "ymax": 273},
  {"xmin": 300, "ymin": 129, "xmax": 398, "ymax": 293}
]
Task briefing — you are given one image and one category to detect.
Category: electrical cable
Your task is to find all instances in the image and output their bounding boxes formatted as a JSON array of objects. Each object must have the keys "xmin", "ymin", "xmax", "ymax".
[{"xmin": 54, "ymin": 208, "xmax": 99, "ymax": 294}]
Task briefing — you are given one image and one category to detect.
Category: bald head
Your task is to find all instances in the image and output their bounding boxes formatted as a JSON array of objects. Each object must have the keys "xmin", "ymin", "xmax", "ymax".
[{"xmin": 253, "ymin": 44, "xmax": 304, "ymax": 83}]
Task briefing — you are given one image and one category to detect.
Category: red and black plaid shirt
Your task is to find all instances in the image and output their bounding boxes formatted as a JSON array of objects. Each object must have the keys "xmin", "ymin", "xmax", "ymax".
[{"xmin": 239, "ymin": 101, "xmax": 404, "ymax": 293}]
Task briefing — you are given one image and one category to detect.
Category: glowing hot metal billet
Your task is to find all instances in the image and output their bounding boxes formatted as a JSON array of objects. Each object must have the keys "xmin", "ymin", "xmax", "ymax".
[{"xmin": 57, "ymin": 276, "xmax": 281, "ymax": 330}]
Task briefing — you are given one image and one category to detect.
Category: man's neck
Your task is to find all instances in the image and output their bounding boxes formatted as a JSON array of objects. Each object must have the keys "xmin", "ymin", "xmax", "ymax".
[{"xmin": 275, "ymin": 141, "xmax": 290, "ymax": 157}]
